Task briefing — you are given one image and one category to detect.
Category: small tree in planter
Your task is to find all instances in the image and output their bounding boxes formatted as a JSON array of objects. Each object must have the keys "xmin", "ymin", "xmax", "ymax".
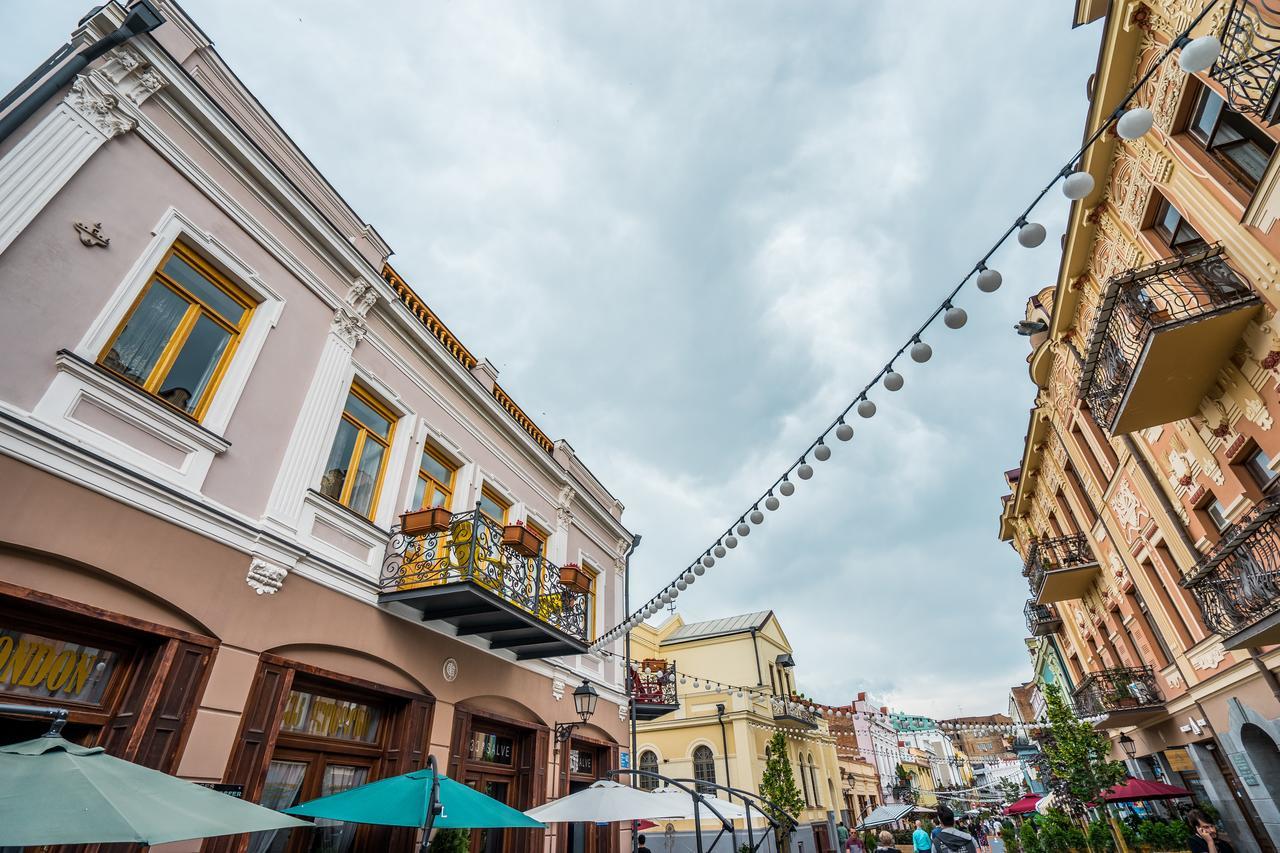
[
  {"xmin": 759, "ymin": 731, "xmax": 804, "ymax": 853},
  {"xmin": 1000, "ymin": 821, "xmax": 1020, "ymax": 853},
  {"xmin": 1019, "ymin": 818, "xmax": 1042, "ymax": 853}
]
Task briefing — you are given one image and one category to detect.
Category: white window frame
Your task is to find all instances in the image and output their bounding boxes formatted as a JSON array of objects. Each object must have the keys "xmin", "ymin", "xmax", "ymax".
[{"xmin": 402, "ymin": 420, "xmax": 472, "ymax": 514}]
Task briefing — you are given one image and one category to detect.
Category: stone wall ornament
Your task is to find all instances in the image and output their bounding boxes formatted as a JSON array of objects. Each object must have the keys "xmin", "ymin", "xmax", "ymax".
[
  {"xmin": 552, "ymin": 677, "xmax": 565, "ymax": 700},
  {"xmin": 1190, "ymin": 642, "xmax": 1227, "ymax": 671},
  {"xmin": 74, "ymin": 220, "xmax": 109, "ymax": 248},
  {"xmin": 1110, "ymin": 480, "xmax": 1150, "ymax": 541},
  {"xmin": 246, "ymin": 558, "xmax": 288, "ymax": 594},
  {"xmin": 344, "ymin": 277, "xmax": 379, "ymax": 318},
  {"xmin": 443, "ymin": 658, "xmax": 459, "ymax": 683},
  {"xmin": 67, "ymin": 77, "xmax": 135, "ymax": 139},
  {"xmin": 330, "ymin": 307, "xmax": 369, "ymax": 348}
]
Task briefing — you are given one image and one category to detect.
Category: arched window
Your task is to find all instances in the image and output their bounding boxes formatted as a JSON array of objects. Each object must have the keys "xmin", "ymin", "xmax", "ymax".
[
  {"xmin": 638, "ymin": 750, "xmax": 659, "ymax": 791},
  {"xmin": 692, "ymin": 745, "xmax": 716, "ymax": 794},
  {"xmin": 808, "ymin": 754, "xmax": 821, "ymax": 806},
  {"xmin": 799, "ymin": 750, "xmax": 811, "ymax": 806}
]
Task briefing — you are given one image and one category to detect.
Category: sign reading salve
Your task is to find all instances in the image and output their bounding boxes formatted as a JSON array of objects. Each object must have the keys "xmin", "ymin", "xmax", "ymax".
[{"xmin": 0, "ymin": 629, "xmax": 118, "ymax": 705}]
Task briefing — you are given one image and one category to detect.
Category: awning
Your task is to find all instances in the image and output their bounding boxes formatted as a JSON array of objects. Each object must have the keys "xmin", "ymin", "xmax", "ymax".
[
  {"xmin": 1099, "ymin": 778, "xmax": 1192, "ymax": 803},
  {"xmin": 855, "ymin": 803, "xmax": 913, "ymax": 829},
  {"xmin": 1003, "ymin": 795, "xmax": 1043, "ymax": 816}
]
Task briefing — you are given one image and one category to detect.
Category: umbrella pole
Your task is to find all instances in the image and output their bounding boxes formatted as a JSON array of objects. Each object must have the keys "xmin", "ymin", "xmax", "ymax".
[{"xmin": 420, "ymin": 755, "xmax": 443, "ymax": 853}]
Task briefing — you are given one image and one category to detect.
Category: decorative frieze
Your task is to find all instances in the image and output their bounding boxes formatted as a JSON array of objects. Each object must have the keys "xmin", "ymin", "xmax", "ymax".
[{"xmin": 246, "ymin": 558, "xmax": 288, "ymax": 594}]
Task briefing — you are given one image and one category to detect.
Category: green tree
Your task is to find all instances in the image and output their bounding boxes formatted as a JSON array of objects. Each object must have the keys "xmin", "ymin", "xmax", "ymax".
[
  {"xmin": 428, "ymin": 828, "xmax": 471, "ymax": 853},
  {"xmin": 759, "ymin": 731, "xmax": 804, "ymax": 853},
  {"xmin": 1019, "ymin": 819, "xmax": 1042, "ymax": 853},
  {"xmin": 998, "ymin": 777, "xmax": 1026, "ymax": 804},
  {"xmin": 1034, "ymin": 684, "xmax": 1127, "ymax": 816}
]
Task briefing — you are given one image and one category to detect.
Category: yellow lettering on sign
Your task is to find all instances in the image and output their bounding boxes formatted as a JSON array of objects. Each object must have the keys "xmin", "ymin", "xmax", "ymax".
[
  {"xmin": 45, "ymin": 650, "xmax": 78, "ymax": 693},
  {"xmin": 0, "ymin": 635, "xmax": 12, "ymax": 671},
  {"xmin": 3, "ymin": 639, "xmax": 38, "ymax": 686},
  {"xmin": 69, "ymin": 654, "xmax": 98, "ymax": 697},
  {"xmin": 17, "ymin": 642, "xmax": 54, "ymax": 687}
]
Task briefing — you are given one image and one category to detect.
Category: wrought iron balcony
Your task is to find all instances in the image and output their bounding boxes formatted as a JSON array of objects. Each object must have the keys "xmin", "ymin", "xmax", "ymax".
[
  {"xmin": 379, "ymin": 508, "xmax": 589, "ymax": 659},
  {"xmin": 1212, "ymin": 0, "xmax": 1280, "ymax": 123},
  {"xmin": 1024, "ymin": 533, "xmax": 1100, "ymax": 604},
  {"xmin": 1025, "ymin": 601, "xmax": 1063, "ymax": 636},
  {"xmin": 631, "ymin": 659, "xmax": 679, "ymax": 721},
  {"xmin": 772, "ymin": 696, "xmax": 820, "ymax": 729},
  {"xmin": 1183, "ymin": 492, "xmax": 1280, "ymax": 648},
  {"xmin": 1078, "ymin": 245, "xmax": 1259, "ymax": 435},
  {"xmin": 1071, "ymin": 666, "xmax": 1163, "ymax": 726}
]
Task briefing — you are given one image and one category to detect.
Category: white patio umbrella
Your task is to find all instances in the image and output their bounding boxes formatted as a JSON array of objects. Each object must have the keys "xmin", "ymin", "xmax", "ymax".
[
  {"xmin": 649, "ymin": 786, "xmax": 756, "ymax": 823},
  {"xmin": 525, "ymin": 781, "xmax": 686, "ymax": 823}
]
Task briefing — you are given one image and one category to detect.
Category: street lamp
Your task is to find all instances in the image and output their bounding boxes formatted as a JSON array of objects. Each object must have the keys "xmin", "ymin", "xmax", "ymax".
[
  {"xmin": 555, "ymin": 680, "xmax": 598, "ymax": 742},
  {"xmin": 1117, "ymin": 733, "xmax": 1137, "ymax": 760}
]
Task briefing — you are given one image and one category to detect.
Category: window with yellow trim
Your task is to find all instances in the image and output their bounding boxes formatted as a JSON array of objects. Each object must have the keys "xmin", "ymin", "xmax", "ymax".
[
  {"xmin": 98, "ymin": 242, "xmax": 255, "ymax": 419},
  {"xmin": 477, "ymin": 486, "xmax": 509, "ymax": 526},
  {"xmin": 582, "ymin": 563, "xmax": 598, "ymax": 640},
  {"xmin": 413, "ymin": 444, "xmax": 457, "ymax": 510},
  {"xmin": 319, "ymin": 385, "xmax": 396, "ymax": 519}
]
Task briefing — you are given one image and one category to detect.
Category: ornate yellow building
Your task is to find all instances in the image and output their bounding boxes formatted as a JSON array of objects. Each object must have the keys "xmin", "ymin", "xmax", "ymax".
[{"xmin": 1000, "ymin": 3, "xmax": 1280, "ymax": 853}]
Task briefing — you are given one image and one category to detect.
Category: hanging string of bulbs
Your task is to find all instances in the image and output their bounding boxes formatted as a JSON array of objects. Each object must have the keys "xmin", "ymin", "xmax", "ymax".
[{"xmin": 589, "ymin": 1, "xmax": 1225, "ymax": 654}]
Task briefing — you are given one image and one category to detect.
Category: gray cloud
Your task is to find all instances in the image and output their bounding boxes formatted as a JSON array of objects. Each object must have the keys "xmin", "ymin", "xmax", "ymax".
[{"xmin": 2, "ymin": 1, "xmax": 1100, "ymax": 717}]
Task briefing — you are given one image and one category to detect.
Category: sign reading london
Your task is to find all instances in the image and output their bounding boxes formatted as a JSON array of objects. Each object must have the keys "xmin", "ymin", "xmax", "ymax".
[{"xmin": 0, "ymin": 629, "xmax": 118, "ymax": 705}]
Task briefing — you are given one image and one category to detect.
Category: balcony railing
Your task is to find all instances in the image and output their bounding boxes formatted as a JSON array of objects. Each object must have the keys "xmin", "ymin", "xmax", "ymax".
[
  {"xmin": 1024, "ymin": 533, "xmax": 1098, "ymax": 603},
  {"xmin": 1212, "ymin": 0, "xmax": 1280, "ymax": 123},
  {"xmin": 1077, "ymin": 245, "xmax": 1259, "ymax": 435},
  {"xmin": 772, "ymin": 696, "xmax": 820, "ymax": 728},
  {"xmin": 1025, "ymin": 601, "xmax": 1062, "ymax": 636},
  {"xmin": 1072, "ymin": 666, "xmax": 1162, "ymax": 721},
  {"xmin": 1183, "ymin": 492, "xmax": 1280, "ymax": 648},
  {"xmin": 631, "ymin": 659, "xmax": 679, "ymax": 720},
  {"xmin": 379, "ymin": 508, "xmax": 589, "ymax": 658}
]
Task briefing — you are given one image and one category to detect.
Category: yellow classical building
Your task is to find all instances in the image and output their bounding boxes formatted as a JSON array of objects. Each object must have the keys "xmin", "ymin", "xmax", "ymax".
[{"xmin": 632, "ymin": 611, "xmax": 845, "ymax": 853}]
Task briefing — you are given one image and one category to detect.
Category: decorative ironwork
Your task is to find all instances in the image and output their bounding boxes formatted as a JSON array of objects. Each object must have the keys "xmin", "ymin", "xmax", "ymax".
[
  {"xmin": 1212, "ymin": 0, "xmax": 1280, "ymax": 123},
  {"xmin": 1182, "ymin": 492, "xmax": 1280, "ymax": 640},
  {"xmin": 771, "ymin": 696, "xmax": 819, "ymax": 727},
  {"xmin": 1024, "ymin": 533, "xmax": 1096, "ymax": 598},
  {"xmin": 632, "ymin": 659, "xmax": 677, "ymax": 707},
  {"xmin": 1077, "ymin": 244, "xmax": 1257, "ymax": 433},
  {"xmin": 890, "ymin": 780, "xmax": 917, "ymax": 805},
  {"xmin": 381, "ymin": 508, "xmax": 588, "ymax": 641},
  {"xmin": 1025, "ymin": 600, "xmax": 1062, "ymax": 635},
  {"xmin": 1071, "ymin": 666, "xmax": 1162, "ymax": 718}
]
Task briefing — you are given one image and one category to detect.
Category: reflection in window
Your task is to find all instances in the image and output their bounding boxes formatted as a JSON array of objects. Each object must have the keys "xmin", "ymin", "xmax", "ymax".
[
  {"xmin": 413, "ymin": 445, "xmax": 457, "ymax": 510},
  {"xmin": 319, "ymin": 386, "xmax": 395, "ymax": 519},
  {"xmin": 1189, "ymin": 86, "xmax": 1277, "ymax": 192},
  {"xmin": 1151, "ymin": 198, "xmax": 1207, "ymax": 254},
  {"xmin": 478, "ymin": 486, "xmax": 509, "ymax": 525},
  {"xmin": 638, "ymin": 750, "xmax": 659, "ymax": 791}
]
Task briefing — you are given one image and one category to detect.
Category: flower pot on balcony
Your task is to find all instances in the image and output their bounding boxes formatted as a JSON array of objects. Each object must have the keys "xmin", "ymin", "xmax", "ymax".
[
  {"xmin": 502, "ymin": 523, "xmax": 541, "ymax": 557},
  {"xmin": 401, "ymin": 506, "xmax": 452, "ymax": 536},
  {"xmin": 559, "ymin": 564, "xmax": 592, "ymax": 593}
]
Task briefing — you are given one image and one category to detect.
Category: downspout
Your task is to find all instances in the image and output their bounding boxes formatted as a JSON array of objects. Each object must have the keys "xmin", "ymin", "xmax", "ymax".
[
  {"xmin": 716, "ymin": 703, "xmax": 733, "ymax": 788},
  {"xmin": 751, "ymin": 628, "xmax": 764, "ymax": 686},
  {"xmin": 624, "ymin": 534, "xmax": 641, "ymax": 852},
  {"xmin": 0, "ymin": 1, "xmax": 165, "ymax": 146}
]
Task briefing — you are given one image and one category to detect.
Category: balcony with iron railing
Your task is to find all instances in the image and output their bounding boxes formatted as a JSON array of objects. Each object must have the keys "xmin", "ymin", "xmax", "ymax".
[
  {"xmin": 1212, "ymin": 0, "xmax": 1280, "ymax": 124},
  {"xmin": 1025, "ymin": 601, "xmax": 1063, "ymax": 636},
  {"xmin": 1071, "ymin": 665, "xmax": 1163, "ymax": 726},
  {"xmin": 1024, "ymin": 533, "xmax": 1100, "ymax": 604},
  {"xmin": 772, "ymin": 696, "xmax": 820, "ymax": 729},
  {"xmin": 1183, "ymin": 492, "xmax": 1280, "ymax": 648},
  {"xmin": 1077, "ymin": 245, "xmax": 1259, "ymax": 435},
  {"xmin": 631, "ymin": 659, "xmax": 679, "ymax": 721},
  {"xmin": 379, "ymin": 507, "xmax": 590, "ymax": 659}
]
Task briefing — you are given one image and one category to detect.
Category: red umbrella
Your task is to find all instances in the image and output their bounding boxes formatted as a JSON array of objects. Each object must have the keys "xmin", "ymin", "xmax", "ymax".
[
  {"xmin": 1100, "ymin": 778, "xmax": 1192, "ymax": 803},
  {"xmin": 1003, "ymin": 795, "xmax": 1043, "ymax": 816},
  {"xmin": 634, "ymin": 820, "xmax": 660, "ymax": 830}
]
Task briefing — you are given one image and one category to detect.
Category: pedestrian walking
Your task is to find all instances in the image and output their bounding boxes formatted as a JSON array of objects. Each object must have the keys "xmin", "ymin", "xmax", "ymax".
[
  {"xmin": 932, "ymin": 806, "xmax": 977, "ymax": 853},
  {"xmin": 974, "ymin": 821, "xmax": 989, "ymax": 852},
  {"xmin": 876, "ymin": 830, "xmax": 899, "ymax": 853},
  {"xmin": 914, "ymin": 820, "xmax": 933, "ymax": 853},
  {"xmin": 838, "ymin": 821, "xmax": 851, "ymax": 852}
]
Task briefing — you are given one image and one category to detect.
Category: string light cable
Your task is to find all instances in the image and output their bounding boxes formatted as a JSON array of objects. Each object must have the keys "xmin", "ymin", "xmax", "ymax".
[{"xmin": 590, "ymin": 1, "xmax": 1225, "ymax": 653}]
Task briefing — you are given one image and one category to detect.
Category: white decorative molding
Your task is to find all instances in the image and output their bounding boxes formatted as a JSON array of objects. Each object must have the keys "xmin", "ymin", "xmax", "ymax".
[
  {"xmin": 552, "ymin": 677, "xmax": 565, "ymax": 701},
  {"xmin": 619, "ymin": 699, "xmax": 630, "ymax": 721},
  {"xmin": 330, "ymin": 307, "xmax": 369, "ymax": 349},
  {"xmin": 246, "ymin": 558, "xmax": 288, "ymax": 594},
  {"xmin": 443, "ymin": 658, "xmax": 458, "ymax": 683},
  {"xmin": 1166, "ymin": 671, "xmax": 1185, "ymax": 690},
  {"xmin": 66, "ymin": 76, "xmax": 135, "ymax": 139},
  {"xmin": 1190, "ymin": 642, "xmax": 1227, "ymax": 671}
]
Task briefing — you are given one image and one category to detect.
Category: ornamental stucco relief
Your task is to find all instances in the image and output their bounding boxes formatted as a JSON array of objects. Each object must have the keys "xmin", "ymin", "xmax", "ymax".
[
  {"xmin": 1190, "ymin": 642, "xmax": 1227, "ymax": 671},
  {"xmin": 1110, "ymin": 480, "xmax": 1150, "ymax": 541}
]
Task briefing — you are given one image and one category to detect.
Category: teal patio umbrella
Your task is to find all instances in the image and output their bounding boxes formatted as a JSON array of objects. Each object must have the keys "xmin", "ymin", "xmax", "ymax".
[
  {"xmin": 286, "ymin": 759, "xmax": 544, "ymax": 833},
  {"xmin": 0, "ymin": 736, "xmax": 309, "ymax": 846}
]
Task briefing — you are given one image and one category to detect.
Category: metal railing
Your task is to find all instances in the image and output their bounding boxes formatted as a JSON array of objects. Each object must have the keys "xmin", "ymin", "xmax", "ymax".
[
  {"xmin": 380, "ymin": 508, "xmax": 589, "ymax": 641},
  {"xmin": 1024, "ymin": 533, "xmax": 1096, "ymax": 597},
  {"xmin": 771, "ymin": 696, "xmax": 819, "ymax": 726},
  {"xmin": 1212, "ymin": 0, "xmax": 1280, "ymax": 123},
  {"xmin": 1077, "ymin": 245, "xmax": 1257, "ymax": 433},
  {"xmin": 1183, "ymin": 492, "xmax": 1280, "ymax": 640},
  {"xmin": 1025, "ymin": 601, "xmax": 1060, "ymax": 633},
  {"xmin": 632, "ymin": 659, "xmax": 678, "ymax": 706},
  {"xmin": 1071, "ymin": 666, "xmax": 1162, "ymax": 717}
]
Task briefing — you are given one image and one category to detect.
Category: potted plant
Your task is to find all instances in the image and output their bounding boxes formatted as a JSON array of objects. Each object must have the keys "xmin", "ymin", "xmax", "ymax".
[
  {"xmin": 501, "ymin": 520, "xmax": 541, "ymax": 557},
  {"xmin": 559, "ymin": 562, "xmax": 591, "ymax": 593},
  {"xmin": 401, "ymin": 505, "xmax": 452, "ymax": 536}
]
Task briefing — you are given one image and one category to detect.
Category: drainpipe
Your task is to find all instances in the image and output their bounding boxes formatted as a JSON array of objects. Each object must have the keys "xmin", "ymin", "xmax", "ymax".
[
  {"xmin": 0, "ymin": 2, "xmax": 165, "ymax": 146},
  {"xmin": 751, "ymin": 628, "xmax": 764, "ymax": 686},
  {"xmin": 716, "ymin": 703, "xmax": 733, "ymax": 788},
  {"xmin": 623, "ymin": 534, "xmax": 641, "ymax": 853}
]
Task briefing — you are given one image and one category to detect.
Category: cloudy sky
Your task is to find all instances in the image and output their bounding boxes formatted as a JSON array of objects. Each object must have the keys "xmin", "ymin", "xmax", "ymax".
[{"xmin": 4, "ymin": 2, "xmax": 1102, "ymax": 718}]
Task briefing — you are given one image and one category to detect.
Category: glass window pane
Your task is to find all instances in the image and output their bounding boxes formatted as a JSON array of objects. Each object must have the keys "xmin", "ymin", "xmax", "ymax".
[
  {"xmin": 102, "ymin": 282, "xmax": 188, "ymax": 386},
  {"xmin": 479, "ymin": 490, "xmax": 507, "ymax": 523},
  {"xmin": 162, "ymin": 252, "xmax": 246, "ymax": 325},
  {"xmin": 348, "ymin": 436, "xmax": 386, "ymax": 517},
  {"xmin": 1223, "ymin": 140, "xmax": 1272, "ymax": 186},
  {"xmin": 1158, "ymin": 201, "xmax": 1181, "ymax": 236},
  {"xmin": 420, "ymin": 448, "xmax": 454, "ymax": 484},
  {"xmin": 413, "ymin": 476, "xmax": 428, "ymax": 509},
  {"xmin": 1191, "ymin": 89, "xmax": 1223, "ymax": 143},
  {"xmin": 158, "ymin": 314, "xmax": 230, "ymax": 413},
  {"xmin": 344, "ymin": 392, "xmax": 391, "ymax": 438},
  {"xmin": 320, "ymin": 419, "xmax": 359, "ymax": 502}
]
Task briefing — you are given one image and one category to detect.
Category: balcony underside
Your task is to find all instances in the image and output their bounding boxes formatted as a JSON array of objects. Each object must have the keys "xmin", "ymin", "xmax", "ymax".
[
  {"xmin": 1089, "ymin": 704, "xmax": 1165, "ymax": 729},
  {"xmin": 1036, "ymin": 563, "xmax": 1100, "ymax": 604},
  {"xmin": 1111, "ymin": 303, "xmax": 1260, "ymax": 435},
  {"xmin": 1028, "ymin": 616, "xmax": 1062, "ymax": 636},
  {"xmin": 1220, "ymin": 607, "xmax": 1280, "ymax": 650},
  {"xmin": 380, "ymin": 581, "xmax": 588, "ymax": 659},
  {"xmin": 634, "ymin": 702, "xmax": 680, "ymax": 721},
  {"xmin": 774, "ymin": 713, "xmax": 818, "ymax": 730}
]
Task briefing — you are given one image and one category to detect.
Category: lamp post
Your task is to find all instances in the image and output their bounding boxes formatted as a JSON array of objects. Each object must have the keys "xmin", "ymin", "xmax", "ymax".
[
  {"xmin": 1117, "ymin": 732, "xmax": 1137, "ymax": 760},
  {"xmin": 555, "ymin": 680, "xmax": 599, "ymax": 743}
]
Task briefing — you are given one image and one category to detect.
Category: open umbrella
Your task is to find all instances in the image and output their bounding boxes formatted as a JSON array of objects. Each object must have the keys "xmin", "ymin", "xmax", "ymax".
[
  {"xmin": 855, "ymin": 803, "xmax": 914, "ymax": 830},
  {"xmin": 1099, "ymin": 778, "xmax": 1192, "ymax": 803},
  {"xmin": 1003, "ymin": 794, "xmax": 1043, "ymax": 816},
  {"xmin": 286, "ymin": 767, "xmax": 543, "ymax": 829},
  {"xmin": 0, "ymin": 736, "xmax": 308, "ymax": 846},
  {"xmin": 525, "ymin": 780, "xmax": 686, "ymax": 823},
  {"xmin": 649, "ymin": 786, "xmax": 753, "ymax": 822}
]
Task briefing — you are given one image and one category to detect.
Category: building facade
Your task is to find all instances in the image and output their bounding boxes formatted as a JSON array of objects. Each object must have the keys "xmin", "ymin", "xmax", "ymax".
[
  {"xmin": 999, "ymin": 3, "xmax": 1280, "ymax": 852},
  {"xmin": 0, "ymin": 3, "xmax": 634, "ymax": 852},
  {"xmin": 631, "ymin": 612, "xmax": 843, "ymax": 853}
]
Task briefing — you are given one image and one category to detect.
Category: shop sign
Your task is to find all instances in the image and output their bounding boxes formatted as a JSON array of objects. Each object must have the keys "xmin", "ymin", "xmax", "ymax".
[
  {"xmin": 1164, "ymin": 747, "xmax": 1195, "ymax": 772},
  {"xmin": 569, "ymin": 748, "xmax": 593, "ymax": 775},
  {"xmin": 619, "ymin": 750, "xmax": 629, "ymax": 769},
  {"xmin": 281, "ymin": 689, "xmax": 381, "ymax": 743},
  {"xmin": 196, "ymin": 783, "xmax": 245, "ymax": 798},
  {"xmin": 1228, "ymin": 752, "xmax": 1258, "ymax": 786},
  {"xmin": 469, "ymin": 731, "xmax": 515, "ymax": 765},
  {"xmin": 0, "ymin": 629, "xmax": 118, "ymax": 705}
]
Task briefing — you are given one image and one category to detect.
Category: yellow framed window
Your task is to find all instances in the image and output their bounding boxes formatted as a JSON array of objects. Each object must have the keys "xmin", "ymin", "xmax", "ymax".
[
  {"xmin": 583, "ymin": 564, "xmax": 598, "ymax": 640},
  {"xmin": 319, "ymin": 385, "xmax": 396, "ymax": 519},
  {"xmin": 412, "ymin": 445, "xmax": 457, "ymax": 509},
  {"xmin": 98, "ymin": 242, "xmax": 255, "ymax": 419},
  {"xmin": 477, "ymin": 486, "xmax": 509, "ymax": 526}
]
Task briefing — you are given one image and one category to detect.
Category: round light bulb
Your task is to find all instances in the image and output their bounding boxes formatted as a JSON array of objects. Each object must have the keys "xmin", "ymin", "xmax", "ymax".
[
  {"xmin": 1017, "ymin": 222, "xmax": 1047, "ymax": 248},
  {"xmin": 736, "ymin": 522, "xmax": 751, "ymax": 536},
  {"xmin": 976, "ymin": 268, "xmax": 1002, "ymax": 293},
  {"xmin": 836, "ymin": 423, "xmax": 854, "ymax": 441},
  {"xmin": 884, "ymin": 371, "xmax": 904, "ymax": 392},
  {"xmin": 714, "ymin": 545, "xmax": 726, "ymax": 558},
  {"xmin": 1179, "ymin": 36, "xmax": 1221, "ymax": 74},
  {"xmin": 693, "ymin": 564, "xmax": 706, "ymax": 576},
  {"xmin": 798, "ymin": 463, "xmax": 814, "ymax": 480},
  {"xmin": 911, "ymin": 341, "xmax": 933, "ymax": 363},
  {"xmin": 814, "ymin": 443, "xmax": 832, "ymax": 462},
  {"xmin": 725, "ymin": 535, "xmax": 738, "ymax": 549},
  {"xmin": 749, "ymin": 509, "xmax": 764, "ymax": 525},
  {"xmin": 780, "ymin": 480, "xmax": 796, "ymax": 496},
  {"xmin": 857, "ymin": 399, "xmax": 877, "ymax": 418},
  {"xmin": 1116, "ymin": 107, "xmax": 1153, "ymax": 140},
  {"xmin": 683, "ymin": 571, "xmax": 695, "ymax": 583},
  {"xmin": 765, "ymin": 495, "xmax": 780, "ymax": 511},
  {"xmin": 1062, "ymin": 171, "xmax": 1095, "ymax": 200},
  {"xmin": 944, "ymin": 306, "xmax": 968, "ymax": 329},
  {"xmin": 702, "ymin": 554, "xmax": 715, "ymax": 568},
  {"xmin": 667, "ymin": 587, "xmax": 679, "ymax": 600},
  {"xmin": 676, "ymin": 579, "xmax": 687, "ymax": 591}
]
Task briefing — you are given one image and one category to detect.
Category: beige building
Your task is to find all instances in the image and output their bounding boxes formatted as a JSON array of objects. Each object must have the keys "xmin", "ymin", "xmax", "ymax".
[{"xmin": 631, "ymin": 612, "xmax": 844, "ymax": 853}]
